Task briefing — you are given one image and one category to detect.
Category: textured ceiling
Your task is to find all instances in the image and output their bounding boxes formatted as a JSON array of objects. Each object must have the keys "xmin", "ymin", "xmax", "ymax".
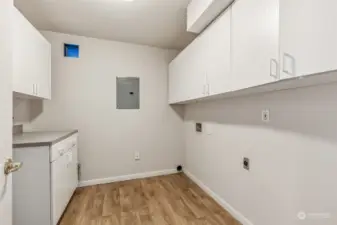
[{"xmin": 15, "ymin": 0, "xmax": 196, "ymax": 49}]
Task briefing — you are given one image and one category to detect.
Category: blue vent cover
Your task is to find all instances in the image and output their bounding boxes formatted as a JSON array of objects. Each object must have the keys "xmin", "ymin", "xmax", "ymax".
[{"xmin": 64, "ymin": 43, "xmax": 79, "ymax": 58}]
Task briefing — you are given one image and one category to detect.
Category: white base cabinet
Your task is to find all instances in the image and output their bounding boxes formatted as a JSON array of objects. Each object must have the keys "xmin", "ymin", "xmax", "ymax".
[
  {"xmin": 51, "ymin": 135, "xmax": 78, "ymax": 225},
  {"xmin": 12, "ymin": 7, "xmax": 51, "ymax": 100},
  {"xmin": 13, "ymin": 134, "xmax": 78, "ymax": 225}
]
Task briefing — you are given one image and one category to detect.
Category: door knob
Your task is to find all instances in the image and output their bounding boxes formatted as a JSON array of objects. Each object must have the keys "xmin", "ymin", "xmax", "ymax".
[{"xmin": 4, "ymin": 158, "xmax": 22, "ymax": 175}]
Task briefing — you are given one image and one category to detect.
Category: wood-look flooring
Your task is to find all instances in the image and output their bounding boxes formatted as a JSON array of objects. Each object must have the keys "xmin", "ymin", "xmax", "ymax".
[{"xmin": 59, "ymin": 173, "xmax": 241, "ymax": 225}]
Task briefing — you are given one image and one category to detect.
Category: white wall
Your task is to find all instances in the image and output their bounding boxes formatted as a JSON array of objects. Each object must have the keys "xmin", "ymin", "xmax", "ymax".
[
  {"xmin": 23, "ymin": 31, "xmax": 185, "ymax": 181},
  {"xmin": 0, "ymin": 1, "xmax": 13, "ymax": 225},
  {"xmin": 184, "ymin": 83, "xmax": 337, "ymax": 225},
  {"xmin": 13, "ymin": 98, "xmax": 31, "ymax": 123}
]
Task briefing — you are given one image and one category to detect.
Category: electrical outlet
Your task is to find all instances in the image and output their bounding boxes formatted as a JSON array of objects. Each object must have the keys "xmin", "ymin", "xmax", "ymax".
[
  {"xmin": 262, "ymin": 109, "xmax": 270, "ymax": 122},
  {"xmin": 243, "ymin": 157, "xmax": 250, "ymax": 171},
  {"xmin": 196, "ymin": 123, "xmax": 202, "ymax": 132},
  {"xmin": 134, "ymin": 151, "xmax": 140, "ymax": 161}
]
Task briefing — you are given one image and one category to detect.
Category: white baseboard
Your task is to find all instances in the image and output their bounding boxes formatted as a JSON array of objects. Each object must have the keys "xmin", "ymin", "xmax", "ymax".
[
  {"xmin": 79, "ymin": 169, "xmax": 177, "ymax": 187},
  {"xmin": 184, "ymin": 170, "xmax": 254, "ymax": 225}
]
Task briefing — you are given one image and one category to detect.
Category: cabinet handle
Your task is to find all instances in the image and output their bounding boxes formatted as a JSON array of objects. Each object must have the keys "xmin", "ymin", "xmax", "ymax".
[
  {"xmin": 282, "ymin": 53, "xmax": 296, "ymax": 76},
  {"xmin": 33, "ymin": 84, "xmax": 38, "ymax": 95},
  {"xmin": 270, "ymin": 59, "xmax": 279, "ymax": 79}
]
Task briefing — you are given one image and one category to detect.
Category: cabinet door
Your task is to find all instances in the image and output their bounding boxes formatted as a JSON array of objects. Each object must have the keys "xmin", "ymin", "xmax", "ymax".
[
  {"xmin": 168, "ymin": 56, "xmax": 183, "ymax": 103},
  {"xmin": 65, "ymin": 151, "xmax": 76, "ymax": 200},
  {"xmin": 51, "ymin": 155, "xmax": 68, "ymax": 225},
  {"xmin": 280, "ymin": 0, "xmax": 337, "ymax": 79},
  {"xmin": 37, "ymin": 36, "xmax": 52, "ymax": 99},
  {"xmin": 203, "ymin": 7, "xmax": 232, "ymax": 96},
  {"xmin": 168, "ymin": 41, "xmax": 205, "ymax": 103},
  {"xmin": 13, "ymin": 7, "xmax": 35, "ymax": 96},
  {"xmin": 12, "ymin": 7, "xmax": 52, "ymax": 99},
  {"xmin": 231, "ymin": 0, "xmax": 279, "ymax": 91},
  {"xmin": 184, "ymin": 37, "xmax": 206, "ymax": 101},
  {"xmin": 66, "ymin": 137, "xmax": 79, "ymax": 198}
]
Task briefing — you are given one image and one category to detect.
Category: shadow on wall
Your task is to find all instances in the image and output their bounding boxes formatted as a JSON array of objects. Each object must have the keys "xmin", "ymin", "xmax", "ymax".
[
  {"xmin": 184, "ymin": 82, "xmax": 337, "ymax": 143},
  {"xmin": 171, "ymin": 104, "xmax": 185, "ymax": 120},
  {"xmin": 13, "ymin": 97, "xmax": 43, "ymax": 124},
  {"xmin": 184, "ymin": 82, "xmax": 337, "ymax": 225}
]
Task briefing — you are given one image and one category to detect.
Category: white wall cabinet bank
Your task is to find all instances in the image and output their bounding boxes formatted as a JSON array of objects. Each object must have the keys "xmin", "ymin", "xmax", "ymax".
[
  {"xmin": 169, "ymin": 0, "xmax": 337, "ymax": 104},
  {"xmin": 13, "ymin": 7, "xmax": 51, "ymax": 99},
  {"xmin": 13, "ymin": 131, "xmax": 78, "ymax": 225}
]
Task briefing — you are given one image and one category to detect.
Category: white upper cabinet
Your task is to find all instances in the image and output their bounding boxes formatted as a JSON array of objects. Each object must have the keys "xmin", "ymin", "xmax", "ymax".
[
  {"xmin": 169, "ymin": 47, "xmax": 194, "ymax": 103},
  {"xmin": 169, "ymin": 0, "xmax": 337, "ymax": 104},
  {"xmin": 168, "ymin": 52, "xmax": 186, "ymax": 103},
  {"xmin": 279, "ymin": 0, "xmax": 337, "ymax": 79},
  {"xmin": 231, "ymin": 0, "xmax": 280, "ymax": 91},
  {"xmin": 13, "ymin": 7, "xmax": 36, "ymax": 96},
  {"xmin": 13, "ymin": 7, "xmax": 51, "ymax": 100},
  {"xmin": 169, "ymin": 7, "xmax": 232, "ymax": 104},
  {"xmin": 168, "ymin": 56, "xmax": 180, "ymax": 104},
  {"xmin": 185, "ymin": 35, "xmax": 208, "ymax": 101},
  {"xmin": 36, "ymin": 35, "xmax": 52, "ymax": 99},
  {"xmin": 204, "ymin": 8, "xmax": 231, "ymax": 96},
  {"xmin": 169, "ymin": 34, "xmax": 205, "ymax": 103}
]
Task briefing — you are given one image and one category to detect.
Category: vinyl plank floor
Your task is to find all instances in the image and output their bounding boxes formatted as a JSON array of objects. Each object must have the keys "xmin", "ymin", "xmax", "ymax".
[{"xmin": 59, "ymin": 173, "xmax": 241, "ymax": 225}]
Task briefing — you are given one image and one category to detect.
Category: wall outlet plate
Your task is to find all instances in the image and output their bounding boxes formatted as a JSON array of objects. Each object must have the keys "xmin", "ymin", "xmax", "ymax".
[
  {"xmin": 134, "ymin": 152, "xmax": 140, "ymax": 161},
  {"xmin": 262, "ymin": 109, "xmax": 270, "ymax": 122}
]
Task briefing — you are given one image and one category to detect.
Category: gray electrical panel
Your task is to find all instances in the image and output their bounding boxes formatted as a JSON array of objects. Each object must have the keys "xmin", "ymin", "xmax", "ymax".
[{"xmin": 116, "ymin": 77, "xmax": 140, "ymax": 109}]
